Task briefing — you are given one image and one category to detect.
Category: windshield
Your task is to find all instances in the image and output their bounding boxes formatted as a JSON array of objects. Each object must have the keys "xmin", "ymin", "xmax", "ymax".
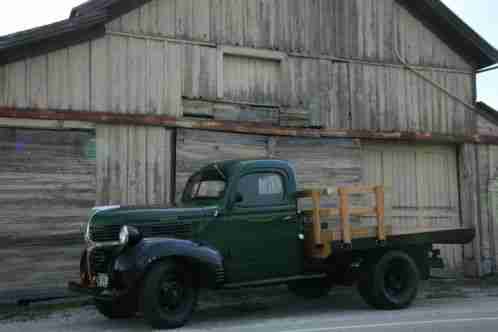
[{"xmin": 183, "ymin": 172, "xmax": 227, "ymax": 202}]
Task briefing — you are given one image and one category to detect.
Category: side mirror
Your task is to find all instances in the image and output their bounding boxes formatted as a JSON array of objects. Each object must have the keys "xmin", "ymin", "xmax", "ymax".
[{"xmin": 234, "ymin": 193, "xmax": 244, "ymax": 204}]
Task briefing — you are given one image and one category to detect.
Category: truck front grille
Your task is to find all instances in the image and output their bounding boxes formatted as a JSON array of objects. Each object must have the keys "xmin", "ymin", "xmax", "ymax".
[
  {"xmin": 89, "ymin": 247, "xmax": 114, "ymax": 274},
  {"xmin": 90, "ymin": 221, "xmax": 193, "ymax": 243}
]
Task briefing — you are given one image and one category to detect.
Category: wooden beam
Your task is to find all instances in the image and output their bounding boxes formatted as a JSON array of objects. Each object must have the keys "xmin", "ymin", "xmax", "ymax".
[
  {"xmin": 375, "ymin": 186, "xmax": 386, "ymax": 241},
  {"xmin": 311, "ymin": 191, "xmax": 323, "ymax": 247},
  {"xmin": 338, "ymin": 188, "xmax": 352, "ymax": 245},
  {"xmin": 302, "ymin": 207, "xmax": 376, "ymax": 218},
  {"xmin": 1, "ymin": 107, "xmax": 498, "ymax": 144},
  {"xmin": 0, "ymin": 117, "xmax": 94, "ymax": 130}
]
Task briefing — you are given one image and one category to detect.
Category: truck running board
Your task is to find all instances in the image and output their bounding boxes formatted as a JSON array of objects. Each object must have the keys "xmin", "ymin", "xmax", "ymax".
[{"xmin": 223, "ymin": 274, "xmax": 328, "ymax": 289}]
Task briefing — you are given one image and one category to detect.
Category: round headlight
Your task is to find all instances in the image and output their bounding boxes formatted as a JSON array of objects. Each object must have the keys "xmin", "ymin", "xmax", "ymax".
[{"xmin": 119, "ymin": 226, "xmax": 129, "ymax": 245}]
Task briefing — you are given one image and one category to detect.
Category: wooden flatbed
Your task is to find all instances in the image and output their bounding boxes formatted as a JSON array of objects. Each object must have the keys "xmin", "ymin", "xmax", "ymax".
[{"xmin": 297, "ymin": 185, "xmax": 475, "ymax": 258}]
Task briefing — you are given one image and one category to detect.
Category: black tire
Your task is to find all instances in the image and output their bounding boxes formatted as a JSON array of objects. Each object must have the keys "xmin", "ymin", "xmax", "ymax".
[
  {"xmin": 94, "ymin": 297, "xmax": 137, "ymax": 319},
  {"xmin": 141, "ymin": 260, "xmax": 198, "ymax": 329},
  {"xmin": 357, "ymin": 250, "xmax": 420, "ymax": 310},
  {"xmin": 288, "ymin": 277, "xmax": 333, "ymax": 299}
]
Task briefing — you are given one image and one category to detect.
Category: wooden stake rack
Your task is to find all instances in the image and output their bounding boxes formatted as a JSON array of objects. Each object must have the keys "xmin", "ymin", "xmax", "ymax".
[{"xmin": 297, "ymin": 185, "xmax": 387, "ymax": 258}]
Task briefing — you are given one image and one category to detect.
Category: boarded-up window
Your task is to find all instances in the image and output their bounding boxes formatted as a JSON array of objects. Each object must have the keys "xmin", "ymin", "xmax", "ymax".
[{"xmin": 222, "ymin": 54, "xmax": 281, "ymax": 105}]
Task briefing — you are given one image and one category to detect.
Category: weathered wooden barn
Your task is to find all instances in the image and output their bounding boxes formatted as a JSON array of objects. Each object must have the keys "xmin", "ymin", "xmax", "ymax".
[{"xmin": 1, "ymin": 0, "xmax": 498, "ymax": 302}]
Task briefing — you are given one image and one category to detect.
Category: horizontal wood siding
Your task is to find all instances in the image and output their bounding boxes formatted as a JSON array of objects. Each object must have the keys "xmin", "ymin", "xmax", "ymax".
[
  {"xmin": 96, "ymin": 124, "xmax": 173, "ymax": 206},
  {"xmin": 362, "ymin": 143, "xmax": 462, "ymax": 271},
  {"xmin": 175, "ymin": 128, "xmax": 362, "ymax": 211},
  {"xmin": 106, "ymin": 0, "xmax": 473, "ymax": 71},
  {"xmin": 0, "ymin": 128, "xmax": 95, "ymax": 297},
  {"xmin": 175, "ymin": 129, "xmax": 269, "ymax": 199}
]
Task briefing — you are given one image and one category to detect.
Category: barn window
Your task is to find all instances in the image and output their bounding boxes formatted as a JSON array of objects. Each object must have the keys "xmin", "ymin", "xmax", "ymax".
[{"xmin": 217, "ymin": 46, "xmax": 287, "ymax": 106}]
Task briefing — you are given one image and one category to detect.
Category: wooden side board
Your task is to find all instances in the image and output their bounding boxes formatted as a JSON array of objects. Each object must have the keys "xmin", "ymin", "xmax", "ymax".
[{"xmin": 299, "ymin": 185, "xmax": 386, "ymax": 258}]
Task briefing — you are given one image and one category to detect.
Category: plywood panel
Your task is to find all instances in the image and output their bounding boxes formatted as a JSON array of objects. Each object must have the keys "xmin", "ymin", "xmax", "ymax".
[
  {"xmin": 96, "ymin": 125, "xmax": 174, "ymax": 206},
  {"xmin": 0, "ymin": 128, "xmax": 95, "ymax": 298}
]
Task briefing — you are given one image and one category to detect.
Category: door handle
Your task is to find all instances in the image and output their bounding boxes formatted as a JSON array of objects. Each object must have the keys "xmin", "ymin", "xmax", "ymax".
[{"xmin": 282, "ymin": 216, "xmax": 294, "ymax": 222}]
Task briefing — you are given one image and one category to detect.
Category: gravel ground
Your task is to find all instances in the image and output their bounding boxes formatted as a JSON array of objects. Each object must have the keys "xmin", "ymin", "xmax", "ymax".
[{"xmin": 1, "ymin": 279, "xmax": 498, "ymax": 332}]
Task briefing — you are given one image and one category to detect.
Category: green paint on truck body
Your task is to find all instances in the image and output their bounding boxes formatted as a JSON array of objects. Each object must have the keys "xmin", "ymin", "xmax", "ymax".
[{"xmin": 87, "ymin": 159, "xmax": 303, "ymax": 284}]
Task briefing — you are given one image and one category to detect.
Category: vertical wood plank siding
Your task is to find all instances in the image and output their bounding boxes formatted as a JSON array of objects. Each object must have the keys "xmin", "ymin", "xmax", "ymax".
[
  {"xmin": 107, "ymin": 0, "xmax": 473, "ymax": 71},
  {"xmin": 477, "ymin": 145, "xmax": 498, "ymax": 274},
  {"xmin": 96, "ymin": 124, "xmax": 173, "ymax": 206},
  {"xmin": 459, "ymin": 144, "xmax": 482, "ymax": 277},
  {"xmin": 0, "ymin": 128, "xmax": 95, "ymax": 297},
  {"xmin": 0, "ymin": 35, "xmax": 475, "ymax": 135},
  {"xmin": 362, "ymin": 143, "xmax": 462, "ymax": 271}
]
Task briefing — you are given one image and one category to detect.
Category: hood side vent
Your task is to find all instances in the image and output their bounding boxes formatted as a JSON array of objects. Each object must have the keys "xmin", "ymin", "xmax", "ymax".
[{"xmin": 90, "ymin": 221, "xmax": 193, "ymax": 243}]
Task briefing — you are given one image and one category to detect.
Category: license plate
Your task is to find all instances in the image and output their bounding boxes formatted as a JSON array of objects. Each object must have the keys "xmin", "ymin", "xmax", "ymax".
[{"xmin": 96, "ymin": 274, "xmax": 109, "ymax": 288}]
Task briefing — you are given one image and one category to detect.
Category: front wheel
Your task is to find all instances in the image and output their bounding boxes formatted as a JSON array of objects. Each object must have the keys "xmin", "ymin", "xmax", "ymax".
[
  {"xmin": 141, "ymin": 260, "xmax": 198, "ymax": 329},
  {"xmin": 358, "ymin": 250, "xmax": 420, "ymax": 310}
]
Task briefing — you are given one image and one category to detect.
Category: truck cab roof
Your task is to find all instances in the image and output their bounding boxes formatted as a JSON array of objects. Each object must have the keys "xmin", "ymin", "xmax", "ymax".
[{"xmin": 203, "ymin": 159, "xmax": 295, "ymax": 179}]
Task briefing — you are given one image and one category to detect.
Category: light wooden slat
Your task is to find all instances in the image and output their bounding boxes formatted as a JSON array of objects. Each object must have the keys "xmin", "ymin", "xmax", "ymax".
[
  {"xmin": 0, "ymin": 64, "xmax": 4, "ymax": 106},
  {"xmin": 67, "ymin": 42, "xmax": 90, "ymax": 110},
  {"xmin": 147, "ymin": 39, "xmax": 166, "ymax": 114},
  {"xmin": 48, "ymin": 48, "xmax": 69, "ymax": 110},
  {"xmin": 109, "ymin": 35, "xmax": 128, "ymax": 113},
  {"xmin": 91, "ymin": 36, "xmax": 109, "ymax": 112},
  {"xmin": 27, "ymin": 55, "xmax": 48, "ymax": 109},
  {"xmin": 166, "ymin": 42, "xmax": 183, "ymax": 117},
  {"xmin": 127, "ymin": 37, "xmax": 147, "ymax": 114},
  {"xmin": 5, "ymin": 60, "xmax": 27, "ymax": 108},
  {"xmin": 158, "ymin": 0, "xmax": 176, "ymax": 37}
]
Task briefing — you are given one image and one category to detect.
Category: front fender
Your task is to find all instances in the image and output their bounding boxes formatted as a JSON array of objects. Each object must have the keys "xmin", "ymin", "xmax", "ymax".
[{"xmin": 114, "ymin": 238, "xmax": 224, "ymax": 289}]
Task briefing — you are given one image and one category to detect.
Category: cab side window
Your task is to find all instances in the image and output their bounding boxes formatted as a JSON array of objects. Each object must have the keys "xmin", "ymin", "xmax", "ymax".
[{"xmin": 237, "ymin": 173, "xmax": 285, "ymax": 206}]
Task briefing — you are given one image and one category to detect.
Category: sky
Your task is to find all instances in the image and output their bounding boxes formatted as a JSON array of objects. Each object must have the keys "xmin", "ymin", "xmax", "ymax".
[{"xmin": 0, "ymin": 0, "xmax": 496, "ymax": 109}]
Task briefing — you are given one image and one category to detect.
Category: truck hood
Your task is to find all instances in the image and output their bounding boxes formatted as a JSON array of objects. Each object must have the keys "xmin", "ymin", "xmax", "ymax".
[{"xmin": 90, "ymin": 203, "xmax": 219, "ymax": 226}]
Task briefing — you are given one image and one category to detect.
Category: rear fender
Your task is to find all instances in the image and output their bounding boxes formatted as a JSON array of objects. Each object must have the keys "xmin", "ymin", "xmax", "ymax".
[{"xmin": 114, "ymin": 238, "xmax": 224, "ymax": 289}]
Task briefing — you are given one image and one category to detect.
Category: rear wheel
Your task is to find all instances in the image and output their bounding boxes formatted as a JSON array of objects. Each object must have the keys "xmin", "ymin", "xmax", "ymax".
[
  {"xmin": 357, "ymin": 250, "xmax": 419, "ymax": 310},
  {"xmin": 141, "ymin": 260, "xmax": 198, "ymax": 329},
  {"xmin": 288, "ymin": 277, "xmax": 333, "ymax": 299}
]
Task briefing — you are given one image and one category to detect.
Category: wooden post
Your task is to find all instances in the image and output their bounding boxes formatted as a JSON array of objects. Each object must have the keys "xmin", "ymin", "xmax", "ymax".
[
  {"xmin": 311, "ymin": 191, "xmax": 323, "ymax": 247},
  {"xmin": 338, "ymin": 188, "xmax": 352, "ymax": 245},
  {"xmin": 375, "ymin": 186, "xmax": 386, "ymax": 241}
]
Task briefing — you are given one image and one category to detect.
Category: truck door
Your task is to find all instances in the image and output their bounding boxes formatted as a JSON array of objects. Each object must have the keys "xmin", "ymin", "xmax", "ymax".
[{"xmin": 223, "ymin": 170, "xmax": 302, "ymax": 282}]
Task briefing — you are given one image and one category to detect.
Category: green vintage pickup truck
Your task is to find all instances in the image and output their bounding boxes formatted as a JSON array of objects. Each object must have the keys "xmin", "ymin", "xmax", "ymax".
[{"xmin": 69, "ymin": 159, "xmax": 475, "ymax": 329}]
